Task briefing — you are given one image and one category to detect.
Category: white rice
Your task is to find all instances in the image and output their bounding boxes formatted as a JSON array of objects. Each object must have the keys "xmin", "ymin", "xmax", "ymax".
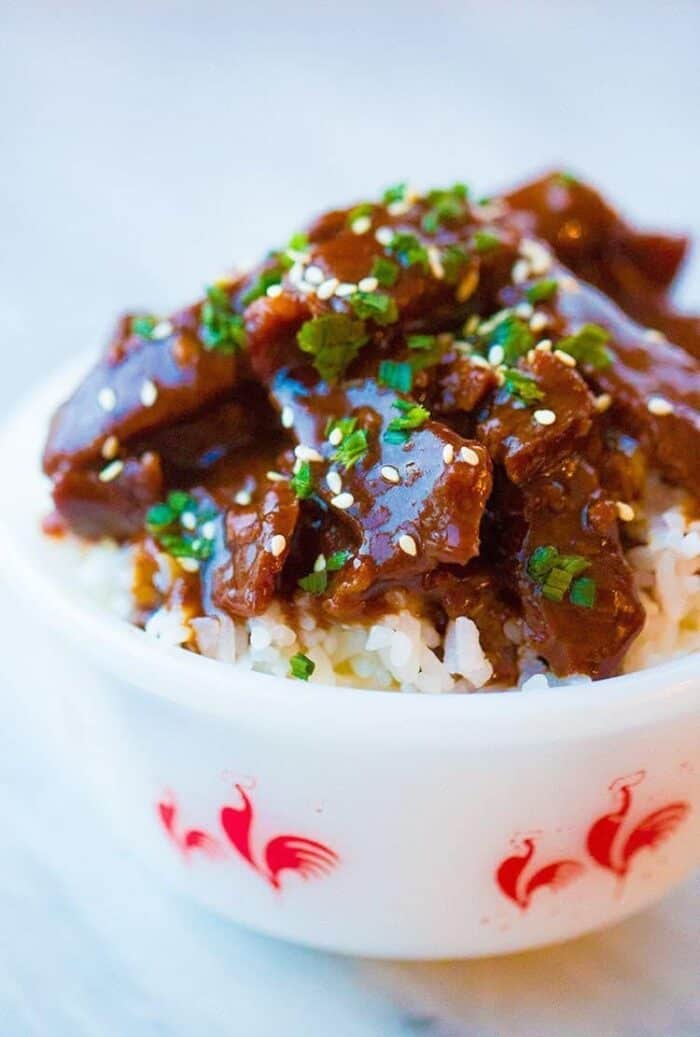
[{"xmin": 68, "ymin": 484, "xmax": 700, "ymax": 694}]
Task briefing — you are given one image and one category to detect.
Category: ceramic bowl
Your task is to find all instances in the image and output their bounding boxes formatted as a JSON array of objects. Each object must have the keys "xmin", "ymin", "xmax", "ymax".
[{"xmin": 1, "ymin": 363, "xmax": 698, "ymax": 959}]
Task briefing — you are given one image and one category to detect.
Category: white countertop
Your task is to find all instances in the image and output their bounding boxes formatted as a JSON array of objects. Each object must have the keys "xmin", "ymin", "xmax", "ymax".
[{"xmin": 1, "ymin": 2, "xmax": 698, "ymax": 1033}]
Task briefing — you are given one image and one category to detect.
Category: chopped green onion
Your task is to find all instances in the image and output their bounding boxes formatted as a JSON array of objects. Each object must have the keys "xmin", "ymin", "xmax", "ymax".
[
  {"xmin": 553, "ymin": 170, "xmax": 579, "ymax": 186},
  {"xmin": 291, "ymin": 460, "xmax": 313, "ymax": 500},
  {"xmin": 441, "ymin": 245, "xmax": 470, "ymax": 284},
  {"xmin": 421, "ymin": 183, "xmax": 469, "ymax": 233},
  {"xmin": 240, "ymin": 266, "xmax": 283, "ymax": 306},
  {"xmin": 556, "ymin": 554, "xmax": 591, "ymax": 577},
  {"xmin": 333, "ymin": 427, "xmax": 369, "ymax": 470},
  {"xmin": 407, "ymin": 332, "xmax": 445, "ymax": 372},
  {"xmin": 298, "ymin": 570, "xmax": 328, "ymax": 595},
  {"xmin": 145, "ymin": 502, "xmax": 176, "ymax": 531},
  {"xmin": 326, "ymin": 416, "xmax": 357, "ymax": 441},
  {"xmin": 528, "ymin": 545, "xmax": 594, "ymax": 606},
  {"xmin": 297, "ymin": 314, "xmax": 369, "ymax": 383},
  {"xmin": 370, "ymin": 256, "xmax": 399, "ymax": 287},
  {"xmin": 201, "ymin": 284, "xmax": 247, "ymax": 355},
  {"xmin": 347, "ymin": 202, "xmax": 373, "ymax": 227},
  {"xmin": 130, "ymin": 315, "xmax": 157, "ymax": 339},
  {"xmin": 326, "ymin": 550, "xmax": 351, "ymax": 571},
  {"xmin": 527, "ymin": 545, "xmax": 560, "ymax": 578},
  {"xmin": 378, "ymin": 360, "xmax": 413, "ymax": 392},
  {"xmin": 382, "ymin": 182, "xmax": 408, "ymax": 205},
  {"xmin": 556, "ymin": 324, "xmax": 613, "ymax": 369},
  {"xmin": 350, "ymin": 290, "xmax": 398, "ymax": 325},
  {"xmin": 384, "ymin": 399, "xmax": 430, "ymax": 444},
  {"xmin": 542, "ymin": 566, "xmax": 574, "ymax": 602},
  {"xmin": 289, "ymin": 652, "xmax": 315, "ymax": 680},
  {"xmin": 473, "ymin": 230, "xmax": 501, "ymax": 254},
  {"xmin": 167, "ymin": 490, "xmax": 197, "ymax": 515},
  {"xmin": 488, "ymin": 314, "xmax": 534, "ymax": 365},
  {"xmin": 526, "ymin": 279, "xmax": 558, "ymax": 304},
  {"xmin": 146, "ymin": 491, "xmax": 218, "ymax": 561},
  {"xmin": 501, "ymin": 367, "xmax": 544, "ymax": 406},
  {"xmin": 570, "ymin": 576, "xmax": 597, "ymax": 608},
  {"xmin": 385, "ymin": 232, "xmax": 430, "ymax": 272}
]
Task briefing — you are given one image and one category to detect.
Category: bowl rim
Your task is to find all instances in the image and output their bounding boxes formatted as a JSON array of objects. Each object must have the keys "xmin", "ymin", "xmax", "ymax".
[{"xmin": 2, "ymin": 354, "xmax": 698, "ymax": 727}]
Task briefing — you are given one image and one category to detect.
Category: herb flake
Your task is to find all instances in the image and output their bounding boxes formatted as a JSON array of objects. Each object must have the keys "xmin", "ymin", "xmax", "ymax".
[{"xmin": 297, "ymin": 314, "xmax": 369, "ymax": 382}]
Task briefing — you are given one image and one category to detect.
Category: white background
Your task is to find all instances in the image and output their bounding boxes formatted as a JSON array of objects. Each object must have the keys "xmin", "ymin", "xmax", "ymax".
[{"xmin": 1, "ymin": 2, "xmax": 698, "ymax": 1034}]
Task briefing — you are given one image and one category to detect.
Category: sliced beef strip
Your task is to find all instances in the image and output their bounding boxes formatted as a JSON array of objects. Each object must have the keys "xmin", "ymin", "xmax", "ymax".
[
  {"xmin": 515, "ymin": 456, "xmax": 644, "ymax": 678},
  {"xmin": 504, "ymin": 172, "xmax": 700, "ymax": 359},
  {"xmin": 475, "ymin": 349, "xmax": 595, "ymax": 484},
  {"xmin": 210, "ymin": 482, "xmax": 299, "ymax": 619},
  {"xmin": 268, "ymin": 372, "xmax": 492, "ymax": 616}
]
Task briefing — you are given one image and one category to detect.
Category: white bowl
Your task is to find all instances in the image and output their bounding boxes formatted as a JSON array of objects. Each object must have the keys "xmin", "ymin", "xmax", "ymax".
[{"xmin": 1, "ymin": 361, "xmax": 698, "ymax": 959}]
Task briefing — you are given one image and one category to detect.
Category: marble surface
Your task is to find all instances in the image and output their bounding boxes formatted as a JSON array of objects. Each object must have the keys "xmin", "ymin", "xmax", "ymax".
[{"xmin": 1, "ymin": 2, "xmax": 698, "ymax": 1033}]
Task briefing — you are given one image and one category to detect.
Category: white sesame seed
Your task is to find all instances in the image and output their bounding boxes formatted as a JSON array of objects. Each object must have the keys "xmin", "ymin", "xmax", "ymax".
[
  {"xmin": 328, "ymin": 427, "xmax": 343, "ymax": 447},
  {"xmin": 101, "ymin": 435, "xmax": 119, "ymax": 460},
  {"xmin": 351, "ymin": 215, "xmax": 372, "ymax": 235},
  {"xmin": 316, "ymin": 277, "xmax": 339, "ymax": 300},
  {"xmin": 554, "ymin": 348, "xmax": 577, "ymax": 367},
  {"xmin": 644, "ymin": 328, "xmax": 666, "ymax": 343},
  {"xmin": 647, "ymin": 395, "xmax": 674, "ymax": 416},
  {"xmin": 181, "ymin": 511, "xmax": 197, "ymax": 531},
  {"xmin": 201, "ymin": 520, "xmax": 217, "ymax": 540},
  {"xmin": 535, "ymin": 338, "xmax": 553, "ymax": 352},
  {"xmin": 515, "ymin": 301, "xmax": 534, "ymax": 320},
  {"xmin": 270, "ymin": 534, "xmax": 287, "ymax": 557},
  {"xmin": 97, "ymin": 387, "xmax": 117, "ymax": 412},
  {"xmin": 456, "ymin": 267, "xmax": 479, "ymax": 302},
  {"xmin": 266, "ymin": 284, "xmax": 283, "ymax": 298},
  {"xmin": 313, "ymin": 553, "xmax": 327, "ymax": 572},
  {"xmin": 292, "ymin": 457, "xmax": 303, "ymax": 475},
  {"xmin": 326, "ymin": 470, "xmax": 343, "ymax": 494},
  {"xmin": 235, "ymin": 490, "xmax": 252, "ymax": 505},
  {"xmin": 375, "ymin": 226, "xmax": 394, "ymax": 246},
  {"xmin": 469, "ymin": 354, "xmax": 490, "ymax": 370},
  {"xmin": 459, "ymin": 446, "xmax": 480, "ymax": 466},
  {"xmin": 380, "ymin": 465, "xmax": 400, "ymax": 484},
  {"xmin": 494, "ymin": 368, "xmax": 506, "ymax": 386},
  {"xmin": 387, "ymin": 200, "xmax": 410, "ymax": 216},
  {"xmin": 281, "ymin": 405, "xmax": 294, "ymax": 429},
  {"xmin": 529, "ymin": 311, "xmax": 549, "ymax": 333},
  {"xmin": 442, "ymin": 443, "xmax": 455, "ymax": 464},
  {"xmin": 533, "ymin": 408, "xmax": 557, "ymax": 426},
  {"xmin": 151, "ymin": 319, "xmax": 173, "ymax": 340},
  {"xmin": 398, "ymin": 534, "xmax": 417, "ymax": 557},
  {"xmin": 98, "ymin": 460, "xmax": 124, "ymax": 483},
  {"xmin": 594, "ymin": 393, "xmax": 612, "ymax": 413},
  {"xmin": 558, "ymin": 275, "xmax": 581, "ymax": 294},
  {"xmin": 512, "ymin": 259, "xmax": 530, "ymax": 284},
  {"xmin": 179, "ymin": 557, "xmax": 200, "ymax": 574},
  {"xmin": 616, "ymin": 501, "xmax": 636, "ymax": 522},
  {"xmin": 140, "ymin": 379, "xmax": 158, "ymax": 407},
  {"xmin": 520, "ymin": 238, "xmax": 551, "ymax": 275},
  {"xmin": 335, "ymin": 282, "xmax": 358, "ymax": 298},
  {"xmin": 331, "ymin": 492, "xmax": 354, "ymax": 510},
  {"xmin": 266, "ymin": 470, "xmax": 286, "ymax": 482},
  {"xmin": 358, "ymin": 276, "xmax": 379, "ymax": 293},
  {"xmin": 305, "ymin": 264, "xmax": 325, "ymax": 286},
  {"xmin": 427, "ymin": 245, "xmax": 445, "ymax": 280},
  {"xmin": 294, "ymin": 444, "xmax": 324, "ymax": 462},
  {"xmin": 488, "ymin": 345, "xmax": 505, "ymax": 366}
]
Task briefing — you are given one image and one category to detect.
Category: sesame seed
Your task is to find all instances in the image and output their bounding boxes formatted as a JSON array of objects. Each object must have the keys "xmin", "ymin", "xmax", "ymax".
[
  {"xmin": 535, "ymin": 338, "xmax": 552, "ymax": 352},
  {"xmin": 398, "ymin": 534, "xmax": 417, "ymax": 557},
  {"xmin": 351, "ymin": 215, "xmax": 372, "ymax": 235},
  {"xmin": 295, "ymin": 444, "xmax": 324, "ymax": 462},
  {"xmin": 387, "ymin": 199, "xmax": 411, "ymax": 216},
  {"xmin": 644, "ymin": 328, "xmax": 666, "ymax": 343},
  {"xmin": 266, "ymin": 284, "xmax": 283, "ymax": 298},
  {"xmin": 140, "ymin": 379, "xmax": 158, "ymax": 407},
  {"xmin": 266, "ymin": 470, "xmax": 286, "ymax": 482},
  {"xmin": 427, "ymin": 245, "xmax": 445, "ymax": 280},
  {"xmin": 152, "ymin": 319, "xmax": 173, "ymax": 340},
  {"xmin": 281, "ymin": 405, "xmax": 294, "ymax": 429},
  {"xmin": 442, "ymin": 443, "xmax": 455, "ymax": 464},
  {"xmin": 326, "ymin": 470, "xmax": 342, "ymax": 495},
  {"xmin": 330, "ymin": 492, "xmax": 354, "ymax": 510},
  {"xmin": 235, "ymin": 490, "xmax": 252, "ymax": 505},
  {"xmin": 616, "ymin": 501, "xmax": 635, "ymax": 522},
  {"xmin": 529, "ymin": 311, "xmax": 549, "ymax": 333},
  {"xmin": 375, "ymin": 226, "xmax": 394, "ymax": 246},
  {"xmin": 179, "ymin": 557, "xmax": 200, "ymax": 574},
  {"xmin": 98, "ymin": 460, "xmax": 124, "ymax": 483},
  {"xmin": 305, "ymin": 264, "xmax": 324, "ymax": 286},
  {"xmin": 180, "ymin": 511, "xmax": 197, "ymax": 532},
  {"xmin": 313, "ymin": 553, "xmax": 327, "ymax": 572},
  {"xmin": 292, "ymin": 458, "xmax": 303, "ymax": 475},
  {"xmin": 459, "ymin": 446, "xmax": 480, "ymax": 466},
  {"xmin": 558, "ymin": 275, "xmax": 580, "ymax": 294},
  {"xmin": 469, "ymin": 354, "xmax": 490, "ymax": 370},
  {"xmin": 270, "ymin": 534, "xmax": 287, "ymax": 557},
  {"xmin": 358, "ymin": 276, "xmax": 379, "ymax": 293},
  {"xmin": 328, "ymin": 427, "xmax": 343, "ymax": 447},
  {"xmin": 464, "ymin": 314, "xmax": 481, "ymax": 335},
  {"xmin": 380, "ymin": 465, "xmax": 400, "ymax": 484},
  {"xmin": 494, "ymin": 368, "xmax": 506, "ymax": 386},
  {"xmin": 316, "ymin": 277, "xmax": 339, "ymax": 300},
  {"xmin": 520, "ymin": 238, "xmax": 551, "ymax": 275},
  {"xmin": 515, "ymin": 301, "xmax": 534, "ymax": 320},
  {"xmin": 456, "ymin": 267, "xmax": 479, "ymax": 302},
  {"xmin": 101, "ymin": 435, "xmax": 119, "ymax": 460},
  {"xmin": 533, "ymin": 409, "xmax": 557, "ymax": 426},
  {"xmin": 526, "ymin": 349, "xmax": 537, "ymax": 365},
  {"xmin": 201, "ymin": 520, "xmax": 217, "ymax": 540},
  {"xmin": 488, "ymin": 345, "xmax": 505, "ymax": 366},
  {"xmin": 288, "ymin": 261, "xmax": 305, "ymax": 286},
  {"xmin": 554, "ymin": 348, "xmax": 576, "ymax": 367},
  {"xmin": 647, "ymin": 395, "xmax": 674, "ymax": 416},
  {"xmin": 594, "ymin": 393, "xmax": 612, "ymax": 413},
  {"xmin": 97, "ymin": 387, "xmax": 117, "ymax": 412},
  {"xmin": 335, "ymin": 282, "xmax": 358, "ymax": 298},
  {"xmin": 512, "ymin": 259, "xmax": 530, "ymax": 284}
]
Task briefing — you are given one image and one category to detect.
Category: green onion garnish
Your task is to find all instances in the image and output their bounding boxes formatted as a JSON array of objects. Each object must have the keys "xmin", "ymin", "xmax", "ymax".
[
  {"xmin": 333, "ymin": 427, "xmax": 369, "ymax": 470},
  {"xmin": 473, "ymin": 230, "xmax": 501, "ymax": 254},
  {"xmin": 289, "ymin": 652, "xmax": 315, "ymax": 680},
  {"xmin": 371, "ymin": 256, "xmax": 399, "ymax": 287},
  {"xmin": 350, "ymin": 291, "xmax": 398, "ymax": 325},
  {"xmin": 556, "ymin": 324, "xmax": 613, "ymax": 369},
  {"xmin": 200, "ymin": 284, "xmax": 247, "ymax": 355},
  {"xmin": 526, "ymin": 279, "xmax": 558, "ymax": 304},
  {"xmin": 291, "ymin": 460, "xmax": 313, "ymax": 500},
  {"xmin": 378, "ymin": 360, "xmax": 413, "ymax": 392},
  {"xmin": 297, "ymin": 314, "xmax": 369, "ymax": 383},
  {"xmin": 383, "ymin": 399, "xmax": 430, "ymax": 445},
  {"xmin": 501, "ymin": 367, "xmax": 544, "ymax": 405}
]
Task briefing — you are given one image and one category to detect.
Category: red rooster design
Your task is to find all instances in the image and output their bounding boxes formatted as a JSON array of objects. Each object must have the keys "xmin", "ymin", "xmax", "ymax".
[
  {"xmin": 220, "ymin": 784, "xmax": 338, "ymax": 890},
  {"xmin": 157, "ymin": 794, "xmax": 220, "ymax": 857},
  {"xmin": 586, "ymin": 771, "xmax": 690, "ymax": 878},
  {"xmin": 496, "ymin": 834, "xmax": 584, "ymax": 909}
]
